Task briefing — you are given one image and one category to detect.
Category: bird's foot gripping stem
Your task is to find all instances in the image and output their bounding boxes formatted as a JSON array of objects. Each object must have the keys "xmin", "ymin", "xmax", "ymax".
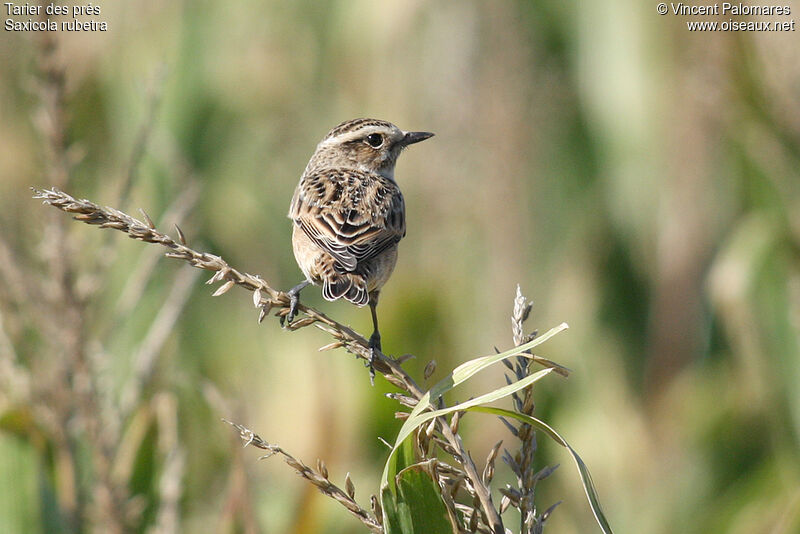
[
  {"xmin": 281, "ymin": 280, "xmax": 310, "ymax": 327},
  {"xmin": 367, "ymin": 330, "xmax": 381, "ymax": 386}
]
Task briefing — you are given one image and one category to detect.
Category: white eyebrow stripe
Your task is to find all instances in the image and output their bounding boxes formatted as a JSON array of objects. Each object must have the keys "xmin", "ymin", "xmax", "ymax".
[{"xmin": 319, "ymin": 126, "xmax": 390, "ymax": 146}]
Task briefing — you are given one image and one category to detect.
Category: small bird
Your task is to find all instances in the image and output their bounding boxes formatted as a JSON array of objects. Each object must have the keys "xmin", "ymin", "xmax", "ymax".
[{"xmin": 285, "ymin": 118, "xmax": 433, "ymax": 379}]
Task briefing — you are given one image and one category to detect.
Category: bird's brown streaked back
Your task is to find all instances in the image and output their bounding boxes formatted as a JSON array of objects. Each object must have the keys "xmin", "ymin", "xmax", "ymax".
[{"xmin": 289, "ymin": 168, "xmax": 405, "ymax": 275}]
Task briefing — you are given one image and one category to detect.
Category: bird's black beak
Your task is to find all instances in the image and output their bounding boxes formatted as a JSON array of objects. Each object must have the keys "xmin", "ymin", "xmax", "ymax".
[{"xmin": 401, "ymin": 131, "xmax": 435, "ymax": 146}]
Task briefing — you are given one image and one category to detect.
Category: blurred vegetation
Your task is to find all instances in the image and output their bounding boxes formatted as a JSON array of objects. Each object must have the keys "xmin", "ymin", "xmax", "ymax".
[{"xmin": 1, "ymin": 1, "xmax": 799, "ymax": 533}]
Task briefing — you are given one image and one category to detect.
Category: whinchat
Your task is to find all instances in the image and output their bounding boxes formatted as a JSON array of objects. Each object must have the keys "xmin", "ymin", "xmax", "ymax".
[{"xmin": 285, "ymin": 118, "xmax": 433, "ymax": 378}]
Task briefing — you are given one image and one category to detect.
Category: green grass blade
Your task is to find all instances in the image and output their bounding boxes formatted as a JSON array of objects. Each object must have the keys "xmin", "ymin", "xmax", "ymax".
[
  {"xmin": 404, "ymin": 322, "xmax": 568, "ymax": 437},
  {"xmin": 399, "ymin": 368, "xmax": 554, "ymax": 446},
  {"xmin": 382, "ymin": 438, "xmax": 453, "ymax": 533},
  {"xmin": 471, "ymin": 406, "xmax": 614, "ymax": 534},
  {"xmin": 381, "ymin": 466, "xmax": 454, "ymax": 534},
  {"xmin": 381, "ymin": 323, "xmax": 568, "ymax": 493},
  {"xmin": 381, "ymin": 367, "xmax": 554, "ymax": 492}
]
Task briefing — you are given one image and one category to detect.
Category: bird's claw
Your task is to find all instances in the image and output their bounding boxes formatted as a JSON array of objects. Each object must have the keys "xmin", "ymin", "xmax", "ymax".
[
  {"xmin": 281, "ymin": 280, "xmax": 310, "ymax": 328},
  {"xmin": 367, "ymin": 332, "xmax": 381, "ymax": 386},
  {"xmin": 289, "ymin": 293, "xmax": 300, "ymax": 323},
  {"xmin": 282, "ymin": 292, "xmax": 300, "ymax": 327}
]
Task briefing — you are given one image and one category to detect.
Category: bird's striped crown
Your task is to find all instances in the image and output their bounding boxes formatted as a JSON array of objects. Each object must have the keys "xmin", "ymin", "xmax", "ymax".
[{"xmin": 322, "ymin": 118, "xmax": 396, "ymax": 141}]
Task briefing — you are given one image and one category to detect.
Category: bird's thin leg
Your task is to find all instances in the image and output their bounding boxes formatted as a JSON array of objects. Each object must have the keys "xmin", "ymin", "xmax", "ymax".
[
  {"xmin": 283, "ymin": 279, "xmax": 310, "ymax": 326},
  {"xmin": 367, "ymin": 297, "xmax": 381, "ymax": 385}
]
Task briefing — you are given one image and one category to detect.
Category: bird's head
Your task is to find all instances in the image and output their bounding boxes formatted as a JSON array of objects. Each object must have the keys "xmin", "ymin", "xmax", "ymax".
[{"xmin": 308, "ymin": 118, "xmax": 434, "ymax": 180}]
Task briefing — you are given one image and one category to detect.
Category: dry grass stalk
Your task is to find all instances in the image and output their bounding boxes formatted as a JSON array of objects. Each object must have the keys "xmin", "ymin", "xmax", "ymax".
[
  {"xmin": 223, "ymin": 420, "xmax": 383, "ymax": 533},
  {"xmin": 500, "ymin": 285, "xmax": 560, "ymax": 533}
]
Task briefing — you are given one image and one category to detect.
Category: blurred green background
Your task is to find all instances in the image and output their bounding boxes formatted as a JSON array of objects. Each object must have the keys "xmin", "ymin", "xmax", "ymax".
[{"xmin": 1, "ymin": 1, "xmax": 799, "ymax": 533}]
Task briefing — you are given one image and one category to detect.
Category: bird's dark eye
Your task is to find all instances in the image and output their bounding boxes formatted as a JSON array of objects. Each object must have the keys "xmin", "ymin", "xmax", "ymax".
[{"xmin": 366, "ymin": 133, "xmax": 383, "ymax": 148}]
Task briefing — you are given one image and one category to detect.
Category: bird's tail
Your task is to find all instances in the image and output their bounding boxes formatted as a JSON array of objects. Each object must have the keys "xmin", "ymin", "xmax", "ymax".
[{"xmin": 322, "ymin": 272, "xmax": 369, "ymax": 307}]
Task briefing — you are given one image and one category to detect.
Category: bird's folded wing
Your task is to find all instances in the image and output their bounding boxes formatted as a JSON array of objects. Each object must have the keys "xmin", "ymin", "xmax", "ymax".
[{"xmin": 290, "ymin": 169, "xmax": 406, "ymax": 272}]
